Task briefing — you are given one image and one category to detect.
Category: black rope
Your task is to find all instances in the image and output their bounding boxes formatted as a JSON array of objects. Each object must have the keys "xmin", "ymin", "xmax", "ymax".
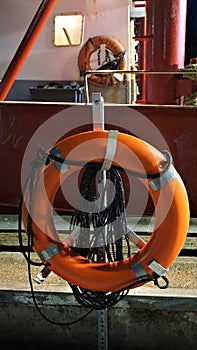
[
  {"xmin": 69, "ymin": 164, "xmax": 129, "ymax": 261},
  {"xmin": 69, "ymin": 284, "xmax": 129, "ymax": 310},
  {"xmin": 68, "ymin": 275, "xmax": 156, "ymax": 310},
  {"xmin": 48, "ymin": 148, "xmax": 173, "ymax": 180},
  {"xmin": 18, "ymin": 196, "xmax": 42, "ymax": 267},
  {"xmin": 67, "ymin": 163, "xmax": 132, "ymax": 309},
  {"xmin": 18, "ymin": 149, "xmax": 94, "ymax": 325},
  {"xmin": 26, "ymin": 246, "xmax": 93, "ymax": 326},
  {"xmin": 26, "ymin": 248, "xmax": 93, "ymax": 326},
  {"xmin": 18, "ymin": 148, "xmax": 47, "ymax": 267}
]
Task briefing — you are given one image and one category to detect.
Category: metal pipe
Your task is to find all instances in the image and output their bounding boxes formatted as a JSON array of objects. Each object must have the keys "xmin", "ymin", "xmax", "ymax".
[
  {"xmin": 145, "ymin": 0, "xmax": 187, "ymax": 104},
  {"xmin": 85, "ymin": 69, "xmax": 194, "ymax": 75},
  {"xmin": 0, "ymin": 0, "xmax": 57, "ymax": 101}
]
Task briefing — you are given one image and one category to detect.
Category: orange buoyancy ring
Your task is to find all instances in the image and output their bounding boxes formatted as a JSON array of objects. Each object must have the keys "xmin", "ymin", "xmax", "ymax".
[
  {"xmin": 78, "ymin": 36, "xmax": 127, "ymax": 87},
  {"xmin": 22, "ymin": 131, "xmax": 190, "ymax": 292}
]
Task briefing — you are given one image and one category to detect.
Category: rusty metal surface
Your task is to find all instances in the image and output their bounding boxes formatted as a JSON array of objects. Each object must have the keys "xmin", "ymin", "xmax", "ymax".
[{"xmin": 0, "ymin": 102, "xmax": 196, "ymax": 216}]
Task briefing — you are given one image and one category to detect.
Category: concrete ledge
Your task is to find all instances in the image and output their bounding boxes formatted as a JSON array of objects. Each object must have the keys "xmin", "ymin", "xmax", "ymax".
[
  {"xmin": 0, "ymin": 284, "xmax": 197, "ymax": 311},
  {"xmin": 1, "ymin": 282, "xmax": 197, "ymax": 299}
]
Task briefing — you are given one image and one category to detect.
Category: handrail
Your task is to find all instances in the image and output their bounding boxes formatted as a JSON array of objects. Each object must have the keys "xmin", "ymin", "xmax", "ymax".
[{"xmin": 84, "ymin": 69, "xmax": 197, "ymax": 103}]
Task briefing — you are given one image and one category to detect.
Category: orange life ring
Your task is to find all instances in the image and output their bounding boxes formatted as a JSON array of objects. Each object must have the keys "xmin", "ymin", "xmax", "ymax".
[
  {"xmin": 78, "ymin": 36, "xmax": 127, "ymax": 87},
  {"xmin": 22, "ymin": 131, "xmax": 190, "ymax": 292}
]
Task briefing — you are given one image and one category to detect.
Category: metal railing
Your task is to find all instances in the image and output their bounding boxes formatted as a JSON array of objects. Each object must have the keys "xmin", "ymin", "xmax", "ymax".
[{"xmin": 84, "ymin": 69, "xmax": 197, "ymax": 103}]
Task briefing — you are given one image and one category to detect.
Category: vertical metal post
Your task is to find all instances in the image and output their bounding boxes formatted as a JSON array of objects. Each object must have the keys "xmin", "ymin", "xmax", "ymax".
[
  {"xmin": 92, "ymin": 93, "xmax": 108, "ymax": 350},
  {"xmin": 92, "ymin": 93, "xmax": 105, "ymax": 131},
  {"xmin": 0, "ymin": 0, "xmax": 57, "ymax": 100}
]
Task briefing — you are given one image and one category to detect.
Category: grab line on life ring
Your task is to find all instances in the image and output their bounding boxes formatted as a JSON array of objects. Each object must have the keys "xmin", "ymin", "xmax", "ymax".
[
  {"xmin": 22, "ymin": 130, "xmax": 190, "ymax": 293},
  {"xmin": 78, "ymin": 35, "xmax": 127, "ymax": 87}
]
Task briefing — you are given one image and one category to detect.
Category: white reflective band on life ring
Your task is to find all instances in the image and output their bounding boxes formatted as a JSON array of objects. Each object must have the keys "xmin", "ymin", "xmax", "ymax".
[
  {"xmin": 38, "ymin": 243, "xmax": 60, "ymax": 261},
  {"xmin": 149, "ymin": 165, "xmax": 176, "ymax": 191},
  {"xmin": 148, "ymin": 260, "xmax": 169, "ymax": 276},
  {"xmin": 101, "ymin": 130, "xmax": 118, "ymax": 171}
]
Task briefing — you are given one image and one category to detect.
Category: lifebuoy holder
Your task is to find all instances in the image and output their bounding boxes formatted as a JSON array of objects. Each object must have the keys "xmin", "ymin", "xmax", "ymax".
[
  {"xmin": 22, "ymin": 130, "xmax": 190, "ymax": 293},
  {"xmin": 78, "ymin": 36, "xmax": 127, "ymax": 87}
]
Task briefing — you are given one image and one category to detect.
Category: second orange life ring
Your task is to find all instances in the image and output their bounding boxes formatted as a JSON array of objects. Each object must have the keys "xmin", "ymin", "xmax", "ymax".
[
  {"xmin": 78, "ymin": 36, "xmax": 127, "ymax": 87},
  {"xmin": 22, "ymin": 130, "xmax": 190, "ymax": 293}
]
